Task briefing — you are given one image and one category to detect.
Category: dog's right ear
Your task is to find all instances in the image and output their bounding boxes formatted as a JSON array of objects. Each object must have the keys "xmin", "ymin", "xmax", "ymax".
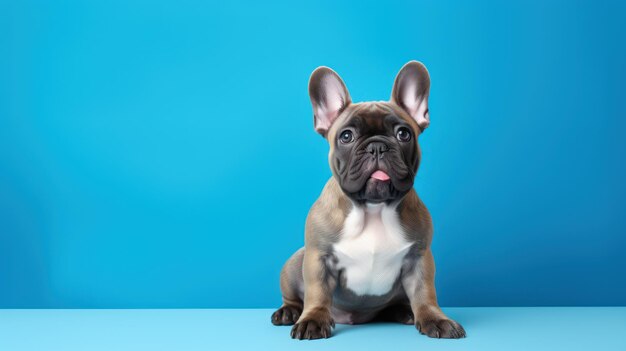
[{"xmin": 308, "ymin": 67, "xmax": 351, "ymax": 137}]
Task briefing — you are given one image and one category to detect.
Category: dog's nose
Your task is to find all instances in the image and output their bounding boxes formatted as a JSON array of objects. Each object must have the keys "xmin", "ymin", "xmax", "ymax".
[{"xmin": 366, "ymin": 142, "xmax": 389, "ymax": 158}]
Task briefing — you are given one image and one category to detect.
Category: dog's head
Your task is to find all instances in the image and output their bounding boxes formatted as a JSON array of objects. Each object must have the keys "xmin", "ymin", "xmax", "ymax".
[{"xmin": 309, "ymin": 61, "xmax": 430, "ymax": 204}]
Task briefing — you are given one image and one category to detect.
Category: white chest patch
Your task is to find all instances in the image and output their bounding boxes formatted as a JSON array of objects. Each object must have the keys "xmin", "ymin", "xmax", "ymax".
[{"xmin": 332, "ymin": 203, "xmax": 413, "ymax": 296}]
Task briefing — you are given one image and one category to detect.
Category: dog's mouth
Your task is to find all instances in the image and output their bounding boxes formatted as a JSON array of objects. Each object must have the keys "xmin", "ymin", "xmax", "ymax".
[
  {"xmin": 347, "ymin": 169, "xmax": 402, "ymax": 204},
  {"xmin": 360, "ymin": 176, "xmax": 396, "ymax": 203},
  {"xmin": 337, "ymin": 154, "xmax": 415, "ymax": 204},
  {"xmin": 370, "ymin": 170, "xmax": 391, "ymax": 182}
]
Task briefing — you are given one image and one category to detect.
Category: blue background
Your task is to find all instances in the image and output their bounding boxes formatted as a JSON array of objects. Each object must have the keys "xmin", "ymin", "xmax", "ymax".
[{"xmin": 1, "ymin": 0, "xmax": 625, "ymax": 308}]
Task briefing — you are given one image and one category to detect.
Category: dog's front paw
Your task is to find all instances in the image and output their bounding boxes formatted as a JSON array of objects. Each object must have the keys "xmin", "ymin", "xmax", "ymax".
[
  {"xmin": 290, "ymin": 317, "xmax": 335, "ymax": 340},
  {"xmin": 416, "ymin": 318, "xmax": 466, "ymax": 339}
]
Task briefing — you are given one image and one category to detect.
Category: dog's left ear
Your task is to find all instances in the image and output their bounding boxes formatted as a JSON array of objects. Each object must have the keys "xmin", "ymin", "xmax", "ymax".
[{"xmin": 391, "ymin": 61, "xmax": 431, "ymax": 130}]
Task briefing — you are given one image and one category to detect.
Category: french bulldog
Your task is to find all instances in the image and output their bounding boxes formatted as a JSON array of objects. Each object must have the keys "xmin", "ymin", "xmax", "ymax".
[{"xmin": 271, "ymin": 61, "xmax": 465, "ymax": 340}]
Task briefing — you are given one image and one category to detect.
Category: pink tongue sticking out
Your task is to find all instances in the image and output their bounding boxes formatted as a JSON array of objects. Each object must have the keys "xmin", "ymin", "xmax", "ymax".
[{"xmin": 371, "ymin": 170, "xmax": 391, "ymax": 181}]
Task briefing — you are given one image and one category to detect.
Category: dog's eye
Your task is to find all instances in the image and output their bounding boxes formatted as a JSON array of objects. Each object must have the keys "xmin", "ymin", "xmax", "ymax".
[
  {"xmin": 396, "ymin": 127, "xmax": 411, "ymax": 142},
  {"xmin": 339, "ymin": 130, "xmax": 354, "ymax": 144}
]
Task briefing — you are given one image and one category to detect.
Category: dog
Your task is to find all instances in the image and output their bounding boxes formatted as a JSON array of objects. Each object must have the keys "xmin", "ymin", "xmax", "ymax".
[{"xmin": 271, "ymin": 61, "xmax": 465, "ymax": 340}]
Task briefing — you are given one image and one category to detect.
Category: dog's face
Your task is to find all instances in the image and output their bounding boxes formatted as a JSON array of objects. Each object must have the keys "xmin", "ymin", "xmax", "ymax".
[{"xmin": 308, "ymin": 61, "xmax": 431, "ymax": 204}]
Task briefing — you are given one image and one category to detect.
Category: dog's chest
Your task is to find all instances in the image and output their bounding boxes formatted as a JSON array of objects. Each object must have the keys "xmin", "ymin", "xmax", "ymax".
[{"xmin": 332, "ymin": 203, "xmax": 412, "ymax": 296}]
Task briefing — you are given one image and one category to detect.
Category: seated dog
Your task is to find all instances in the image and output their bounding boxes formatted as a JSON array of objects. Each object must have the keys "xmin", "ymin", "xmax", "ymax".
[{"xmin": 272, "ymin": 61, "xmax": 465, "ymax": 340}]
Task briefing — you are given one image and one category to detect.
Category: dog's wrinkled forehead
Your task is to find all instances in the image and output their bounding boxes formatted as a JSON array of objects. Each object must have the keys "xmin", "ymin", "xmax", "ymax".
[{"xmin": 328, "ymin": 102, "xmax": 420, "ymax": 142}]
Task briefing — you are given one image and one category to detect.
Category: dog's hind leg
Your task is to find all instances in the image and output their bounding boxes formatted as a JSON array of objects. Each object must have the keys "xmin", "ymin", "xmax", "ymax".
[{"xmin": 271, "ymin": 248, "xmax": 305, "ymax": 326}]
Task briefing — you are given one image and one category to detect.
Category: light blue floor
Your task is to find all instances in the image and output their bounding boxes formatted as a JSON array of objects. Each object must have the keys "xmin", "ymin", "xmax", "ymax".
[{"xmin": 1, "ymin": 308, "xmax": 624, "ymax": 350}]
